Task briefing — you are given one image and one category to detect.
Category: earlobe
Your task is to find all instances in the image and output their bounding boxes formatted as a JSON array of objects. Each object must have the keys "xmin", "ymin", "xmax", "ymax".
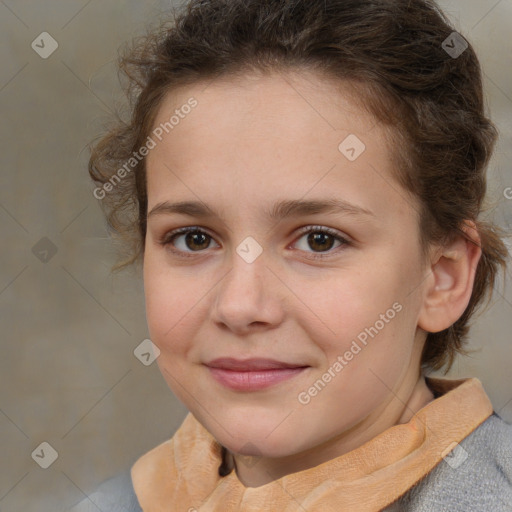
[{"xmin": 418, "ymin": 221, "xmax": 482, "ymax": 333}]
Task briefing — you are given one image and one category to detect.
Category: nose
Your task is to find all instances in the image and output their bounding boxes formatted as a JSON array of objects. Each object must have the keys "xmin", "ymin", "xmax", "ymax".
[{"xmin": 210, "ymin": 249, "xmax": 285, "ymax": 335}]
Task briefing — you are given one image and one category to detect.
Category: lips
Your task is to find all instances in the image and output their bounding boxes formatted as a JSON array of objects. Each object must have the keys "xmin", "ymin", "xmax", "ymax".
[
  {"xmin": 205, "ymin": 357, "xmax": 308, "ymax": 371},
  {"xmin": 205, "ymin": 358, "xmax": 309, "ymax": 391}
]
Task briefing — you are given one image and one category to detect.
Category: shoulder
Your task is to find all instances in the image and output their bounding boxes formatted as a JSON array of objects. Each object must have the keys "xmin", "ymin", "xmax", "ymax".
[
  {"xmin": 390, "ymin": 413, "xmax": 512, "ymax": 511},
  {"xmin": 65, "ymin": 471, "xmax": 142, "ymax": 512}
]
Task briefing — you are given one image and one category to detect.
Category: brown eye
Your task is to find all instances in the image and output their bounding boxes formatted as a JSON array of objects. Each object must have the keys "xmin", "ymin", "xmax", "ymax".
[
  {"xmin": 161, "ymin": 227, "xmax": 219, "ymax": 256},
  {"xmin": 182, "ymin": 231, "xmax": 211, "ymax": 251},
  {"xmin": 293, "ymin": 226, "xmax": 350, "ymax": 259},
  {"xmin": 307, "ymin": 232, "xmax": 336, "ymax": 252}
]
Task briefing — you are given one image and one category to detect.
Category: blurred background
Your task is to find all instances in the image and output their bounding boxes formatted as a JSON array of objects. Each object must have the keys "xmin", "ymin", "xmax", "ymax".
[{"xmin": 0, "ymin": 0, "xmax": 511, "ymax": 510}]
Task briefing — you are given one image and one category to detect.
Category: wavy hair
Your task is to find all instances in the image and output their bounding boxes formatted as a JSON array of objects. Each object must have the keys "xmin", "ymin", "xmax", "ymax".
[{"xmin": 89, "ymin": 0, "xmax": 509, "ymax": 373}]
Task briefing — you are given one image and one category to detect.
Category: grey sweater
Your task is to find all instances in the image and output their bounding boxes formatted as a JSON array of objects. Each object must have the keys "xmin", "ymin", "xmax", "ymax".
[{"xmin": 66, "ymin": 412, "xmax": 512, "ymax": 512}]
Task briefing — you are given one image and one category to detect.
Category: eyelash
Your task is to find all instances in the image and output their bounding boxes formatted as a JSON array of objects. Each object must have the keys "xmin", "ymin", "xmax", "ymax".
[{"xmin": 158, "ymin": 225, "xmax": 351, "ymax": 260}]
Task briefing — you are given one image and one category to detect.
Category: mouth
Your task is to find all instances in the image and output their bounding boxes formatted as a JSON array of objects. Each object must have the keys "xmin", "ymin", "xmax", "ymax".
[{"xmin": 204, "ymin": 358, "xmax": 310, "ymax": 391}]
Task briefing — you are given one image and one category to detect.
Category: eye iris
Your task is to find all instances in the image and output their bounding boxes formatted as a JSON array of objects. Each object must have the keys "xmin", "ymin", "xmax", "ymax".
[
  {"xmin": 308, "ymin": 232, "xmax": 334, "ymax": 252},
  {"xmin": 186, "ymin": 231, "xmax": 210, "ymax": 250}
]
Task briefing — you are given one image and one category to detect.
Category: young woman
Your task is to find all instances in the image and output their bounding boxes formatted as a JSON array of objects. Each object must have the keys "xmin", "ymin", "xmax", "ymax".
[{"xmin": 77, "ymin": 0, "xmax": 512, "ymax": 510}]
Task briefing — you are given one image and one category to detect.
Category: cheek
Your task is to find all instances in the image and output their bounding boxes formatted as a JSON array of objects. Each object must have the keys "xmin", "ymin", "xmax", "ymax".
[
  {"xmin": 143, "ymin": 267, "xmax": 203, "ymax": 401},
  {"xmin": 143, "ymin": 255, "xmax": 216, "ymax": 363},
  {"xmin": 303, "ymin": 267, "xmax": 416, "ymax": 365},
  {"xmin": 143, "ymin": 257, "xmax": 192, "ymax": 347},
  {"xmin": 295, "ymin": 269, "xmax": 392, "ymax": 339}
]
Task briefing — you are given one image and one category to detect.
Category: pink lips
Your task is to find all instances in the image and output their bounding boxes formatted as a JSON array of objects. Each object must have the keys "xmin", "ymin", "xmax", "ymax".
[{"xmin": 205, "ymin": 358, "xmax": 309, "ymax": 391}]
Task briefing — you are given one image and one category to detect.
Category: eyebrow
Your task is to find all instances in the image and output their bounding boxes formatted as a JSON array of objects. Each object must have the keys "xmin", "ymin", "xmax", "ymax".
[{"xmin": 147, "ymin": 198, "xmax": 375, "ymax": 221}]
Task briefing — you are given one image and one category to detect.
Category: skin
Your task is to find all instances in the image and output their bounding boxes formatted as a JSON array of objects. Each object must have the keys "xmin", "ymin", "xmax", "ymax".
[{"xmin": 142, "ymin": 70, "xmax": 482, "ymax": 488}]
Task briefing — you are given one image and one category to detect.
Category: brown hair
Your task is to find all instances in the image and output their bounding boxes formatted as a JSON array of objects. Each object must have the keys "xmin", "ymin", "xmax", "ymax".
[{"xmin": 89, "ymin": 0, "xmax": 509, "ymax": 374}]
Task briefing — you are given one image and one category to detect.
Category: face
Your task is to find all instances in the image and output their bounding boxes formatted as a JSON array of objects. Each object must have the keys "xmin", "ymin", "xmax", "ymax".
[{"xmin": 143, "ymin": 70, "xmax": 430, "ymax": 459}]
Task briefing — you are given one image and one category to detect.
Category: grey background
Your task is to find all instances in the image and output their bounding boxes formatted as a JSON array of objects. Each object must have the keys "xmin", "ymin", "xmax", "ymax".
[{"xmin": 0, "ymin": 1, "xmax": 511, "ymax": 510}]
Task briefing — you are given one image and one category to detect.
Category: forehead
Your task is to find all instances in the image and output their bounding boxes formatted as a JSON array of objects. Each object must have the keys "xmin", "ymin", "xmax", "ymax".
[
  {"xmin": 151, "ymin": 70, "xmax": 379, "ymax": 154},
  {"xmin": 145, "ymin": 70, "xmax": 417, "ymax": 225}
]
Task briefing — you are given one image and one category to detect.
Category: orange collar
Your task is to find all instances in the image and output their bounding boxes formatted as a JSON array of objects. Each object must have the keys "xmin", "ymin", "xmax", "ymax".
[{"xmin": 131, "ymin": 377, "xmax": 493, "ymax": 511}]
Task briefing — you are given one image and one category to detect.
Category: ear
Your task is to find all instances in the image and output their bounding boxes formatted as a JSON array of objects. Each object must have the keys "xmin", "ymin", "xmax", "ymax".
[{"xmin": 417, "ymin": 221, "xmax": 482, "ymax": 333}]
